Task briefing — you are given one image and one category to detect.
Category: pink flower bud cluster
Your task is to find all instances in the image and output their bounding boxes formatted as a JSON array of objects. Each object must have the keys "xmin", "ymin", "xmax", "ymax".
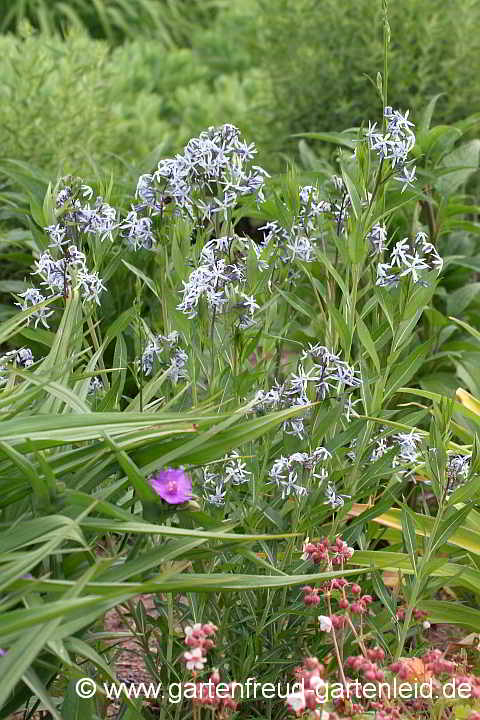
[
  {"xmin": 396, "ymin": 607, "xmax": 428, "ymax": 622},
  {"xmin": 286, "ymin": 657, "xmax": 326, "ymax": 717},
  {"xmin": 301, "ymin": 585, "xmax": 321, "ymax": 606},
  {"xmin": 389, "ymin": 649, "xmax": 480, "ymax": 701},
  {"xmin": 422, "ymin": 649, "xmax": 456, "ymax": 676},
  {"xmin": 350, "ymin": 594, "xmax": 373, "ymax": 615},
  {"xmin": 347, "ymin": 652, "xmax": 385, "ymax": 682},
  {"xmin": 334, "ymin": 646, "xmax": 411, "ymax": 720},
  {"xmin": 183, "ymin": 622, "xmax": 218, "ymax": 671},
  {"xmin": 449, "ymin": 674, "xmax": 480, "ymax": 698},
  {"xmin": 330, "ymin": 614, "xmax": 347, "ymax": 629},
  {"xmin": 388, "ymin": 650, "xmax": 456, "ymax": 682},
  {"xmin": 302, "ymin": 578, "xmax": 373, "ymax": 617},
  {"xmin": 302, "ymin": 536, "xmax": 354, "ymax": 566},
  {"xmin": 287, "ymin": 641, "xmax": 480, "ymax": 720},
  {"xmin": 368, "ymin": 705, "xmax": 402, "ymax": 720},
  {"xmin": 191, "ymin": 670, "xmax": 238, "ymax": 714},
  {"xmin": 182, "ymin": 623, "xmax": 239, "ymax": 717},
  {"xmin": 184, "ymin": 622, "xmax": 217, "ymax": 649}
]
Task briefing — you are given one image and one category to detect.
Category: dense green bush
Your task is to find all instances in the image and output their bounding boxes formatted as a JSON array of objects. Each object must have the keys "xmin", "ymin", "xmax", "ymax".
[
  {"xmin": 110, "ymin": 0, "xmax": 273, "ymax": 168},
  {"xmin": 0, "ymin": 13, "xmax": 273, "ymax": 181},
  {"xmin": 0, "ymin": 0, "xmax": 220, "ymax": 45},
  {"xmin": 112, "ymin": 40, "xmax": 272, "ymax": 159},
  {"xmin": 0, "ymin": 26, "xmax": 170, "ymax": 178},
  {"xmin": 3, "ymin": 0, "xmax": 480, "ymax": 174},
  {"xmin": 257, "ymin": 0, "xmax": 480, "ymax": 144}
]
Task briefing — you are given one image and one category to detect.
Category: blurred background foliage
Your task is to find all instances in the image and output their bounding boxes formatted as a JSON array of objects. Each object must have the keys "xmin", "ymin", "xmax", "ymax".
[
  {"xmin": 258, "ymin": 0, "xmax": 480, "ymax": 146},
  {"xmin": 1, "ymin": 0, "xmax": 479, "ymax": 180},
  {"xmin": 0, "ymin": 0, "xmax": 222, "ymax": 45}
]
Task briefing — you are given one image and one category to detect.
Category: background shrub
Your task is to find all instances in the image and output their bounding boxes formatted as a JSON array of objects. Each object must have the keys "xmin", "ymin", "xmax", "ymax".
[
  {"xmin": 3, "ymin": 0, "xmax": 480, "ymax": 174},
  {"xmin": 257, "ymin": 0, "xmax": 480, "ymax": 149},
  {"xmin": 0, "ymin": 6, "xmax": 272, "ymax": 181},
  {"xmin": 0, "ymin": 26, "xmax": 169, "ymax": 178},
  {"xmin": 0, "ymin": 0, "xmax": 220, "ymax": 45}
]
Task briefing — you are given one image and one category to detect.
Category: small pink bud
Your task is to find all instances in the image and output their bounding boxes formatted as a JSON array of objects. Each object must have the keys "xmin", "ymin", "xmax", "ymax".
[
  {"xmin": 210, "ymin": 669, "xmax": 220, "ymax": 684},
  {"xmin": 351, "ymin": 601, "xmax": 366, "ymax": 614}
]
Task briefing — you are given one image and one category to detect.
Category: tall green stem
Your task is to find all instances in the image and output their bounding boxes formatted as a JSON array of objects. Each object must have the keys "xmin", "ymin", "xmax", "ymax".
[
  {"xmin": 394, "ymin": 503, "xmax": 445, "ymax": 660},
  {"xmin": 382, "ymin": 0, "xmax": 390, "ymax": 121}
]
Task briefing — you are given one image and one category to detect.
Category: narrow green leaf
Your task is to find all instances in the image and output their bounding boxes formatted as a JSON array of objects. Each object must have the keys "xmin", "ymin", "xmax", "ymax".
[
  {"xmin": 290, "ymin": 131, "xmax": 357, "ymax": 150},
  {"xmin": 401, "ymin": 505, "xmax": 417, "ymax": 573},
  {"xmin": 372, "ymin": 571, "xmax": 397, "ymax": 617},
  {"xmin": 419, "ymin": 600, "xmax": 480, "ymax": 631},
  {"xmin": 431, "ymin": 505, "xmax": 473, "ymax": 554},
  {"xmin": 0, "ymin": 440, "xmax": 50, "ymax": 508},
  {"xmin": 340, "ymin": 164, "xmax": 362, "ymax": 220},
  {"xmin": 21, "ymin": 668, "xmax": 62, "ymax": 720},
  {"xmin": 418, "ymin": 94, "xmax": 446, "ymax": 135},
  {"xmin": 102, "ymin": 434, "xmax": 155, "ymax": 502},
  {"xmin": 449, "ymin": 316, "xmax": 480, "ymax": 343},
  {"xmin": 122, "ymin": 260, "xmax": 160, "ymax": 299},
  {"xmin": 447, "ymin": 284, "xmax": 480, "ymax": 316},
  {"xmin": 326, "ymin": 302, "xmax": 350, "ymax": 354},
  {"xmin": 356, "ymin": 313, "xmax": 380, "ymax": 372}
]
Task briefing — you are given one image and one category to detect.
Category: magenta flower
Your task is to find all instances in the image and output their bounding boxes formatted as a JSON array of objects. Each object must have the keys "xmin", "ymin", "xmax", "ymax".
[{"xmin": 149, "ymin": 468, "xmax": 192, "ymax": 504}]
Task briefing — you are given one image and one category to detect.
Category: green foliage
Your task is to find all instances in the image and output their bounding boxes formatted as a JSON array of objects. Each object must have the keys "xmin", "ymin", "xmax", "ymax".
[
  {"xmin": 0, "ymin": 0, "xmax": 220, "ymax": 45},
  {"xmin": 111, "ymin": 40, "xmax": 272, "ymax": 162},
  {"xmin": 0, "ymin": 12, "xmax": 274, "ymax": 182},
  {"xmin": 257, "ymin": 0, "xmax": 480, "ymax": 148},
  {"xmin": 0, "ymin": 26, "xmax": 168, "ymax": 179}
]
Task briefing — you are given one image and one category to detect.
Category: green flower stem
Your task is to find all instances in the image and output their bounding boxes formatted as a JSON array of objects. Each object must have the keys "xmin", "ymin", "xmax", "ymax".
[
  {"xmin": 86, "ymin": 311, "xmax": 108, "ymax": 390},
  {"xmin": 394, "ymin": 501, "xmax": 445, "ymax": 661}
]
